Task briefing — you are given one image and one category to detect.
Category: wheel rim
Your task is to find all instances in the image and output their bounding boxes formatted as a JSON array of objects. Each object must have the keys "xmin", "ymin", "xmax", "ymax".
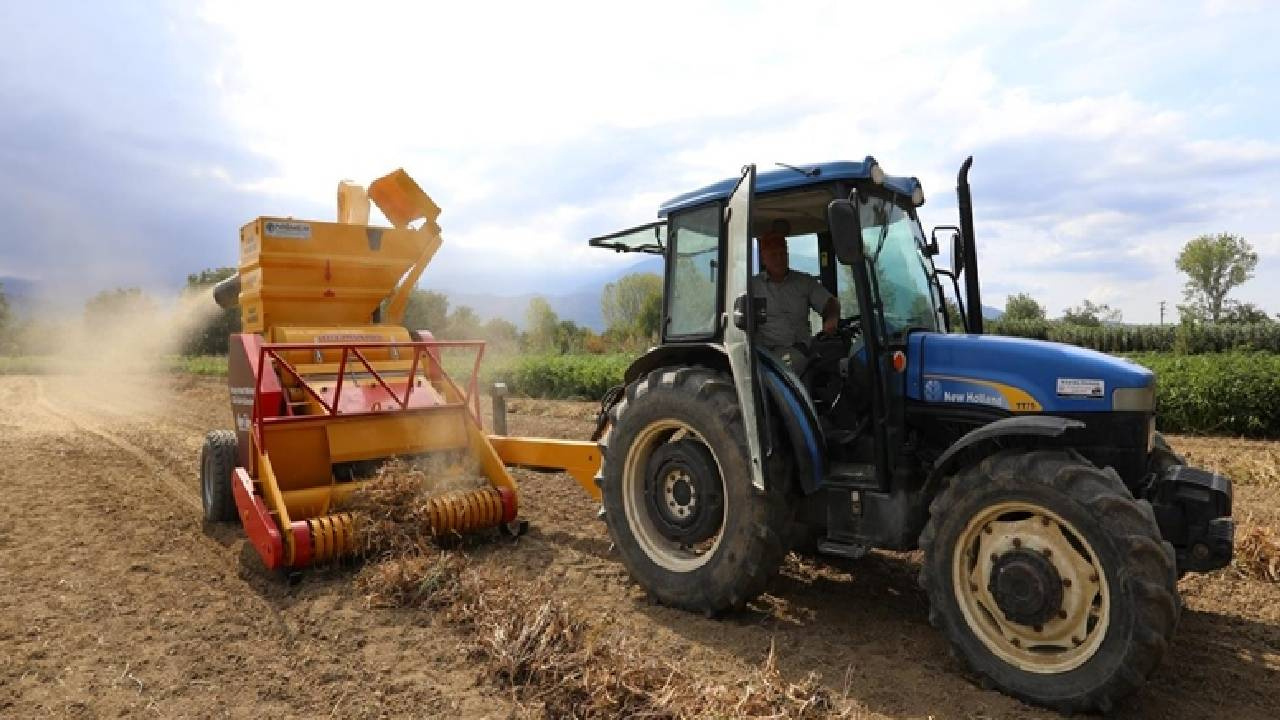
[
  {"xmin": 621, "ymin": 419, "xmax": 726, "ymax": 572},
  {"xmin": 952, "ymin": 501, "xmax": 1111, "ymax": 674}
]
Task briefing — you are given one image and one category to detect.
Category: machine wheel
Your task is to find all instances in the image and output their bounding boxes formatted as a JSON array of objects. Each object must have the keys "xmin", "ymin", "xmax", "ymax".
[
  {"xmin": 918, "ymin": 449, "xmax": 1179, "ymax": 714},
  {"xmin": 200, "ymin": 430, "xmax": 239, "ymax": 523},
  {"xmin": 600, "ymin": 367, "xmax": 789, "ymax": 614}
]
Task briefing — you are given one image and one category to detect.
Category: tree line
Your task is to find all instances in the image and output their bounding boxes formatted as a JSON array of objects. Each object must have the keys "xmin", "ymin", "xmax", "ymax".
[
  {"xmin": 1, "ymin": 232, "xmax": 1264, "ymax": 356},
  {"xmin": 996, "ymin": 232, "xmax": 1272, "ymax": 327},
  {"xmin": 0, "ymin": 268, "xmax": 665, "ymax": 357}
]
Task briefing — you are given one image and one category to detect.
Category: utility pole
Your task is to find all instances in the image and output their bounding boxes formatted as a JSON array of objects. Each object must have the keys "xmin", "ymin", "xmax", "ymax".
[{"xmin": 1159, "ymin": 301, "xmax": 1166, "ymax": 326}]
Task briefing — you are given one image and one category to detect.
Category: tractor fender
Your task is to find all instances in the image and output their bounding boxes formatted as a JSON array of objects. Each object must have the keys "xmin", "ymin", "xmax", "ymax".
[
  {"xmin": 931, "ymin": 415, "xmax": 1086, "ymax": 483},
  {"xmin": 621, "ymin": 344, "xmax": 826, "ymax": 494},
  {"xmin": 623, "ymin": 343, "xmax": 729, "ymax": 384},
  {"xmin": 755, "ymin": 350, "xmax": 827, "ymax": 494}
]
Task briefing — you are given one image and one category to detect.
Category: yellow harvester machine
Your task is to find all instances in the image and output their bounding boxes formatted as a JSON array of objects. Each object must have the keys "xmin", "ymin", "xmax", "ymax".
[{"xmin": 199, "ymin": 169, "xmax": 600, "ymax": 570}]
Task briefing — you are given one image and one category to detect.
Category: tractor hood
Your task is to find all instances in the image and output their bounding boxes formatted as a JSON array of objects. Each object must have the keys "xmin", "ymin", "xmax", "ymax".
[{"xmin": 905, "ymin": 333, "xmax": 1154, "ymax": 414}]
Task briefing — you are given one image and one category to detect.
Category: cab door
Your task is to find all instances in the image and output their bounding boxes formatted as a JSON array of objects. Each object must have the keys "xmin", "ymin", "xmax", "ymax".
[{"xmin": 723, "ymin": 165, "xmax": 769, "ymax": 491}]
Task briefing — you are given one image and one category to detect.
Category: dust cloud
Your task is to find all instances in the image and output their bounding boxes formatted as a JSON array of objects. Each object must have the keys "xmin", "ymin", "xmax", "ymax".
[{"xmin": 9, "ymin": 284, "xmax": 227, "ymax": 417}]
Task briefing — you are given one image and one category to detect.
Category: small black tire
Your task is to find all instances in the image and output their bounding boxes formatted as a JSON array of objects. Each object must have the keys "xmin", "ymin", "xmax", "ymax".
[
  {"xmin": 200, "ymin": 430, "xmax": 239, "ymax": 523},
  {"xmin": 918, "ymin": 449, "xmax": 1179, "ymax": 714},
  {"xmin": 600, "ymin": 367, "xmax": 790, "ymax": 614}
]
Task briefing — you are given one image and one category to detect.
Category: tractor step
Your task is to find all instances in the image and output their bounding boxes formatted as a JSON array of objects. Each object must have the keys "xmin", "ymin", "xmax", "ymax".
[
  {"xmin": 817, "ymin": 538, "xmax": 870, "ymax": 560},
  {"xmin": 825, "ymin": 462, "xmax": 878, "ymax": 490}
]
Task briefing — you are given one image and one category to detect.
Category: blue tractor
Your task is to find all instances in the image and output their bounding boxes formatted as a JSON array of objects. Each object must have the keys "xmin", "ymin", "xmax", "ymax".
[{"xmin": 588, "ymin": 158, "xmax": 1233, "ymax": 712}]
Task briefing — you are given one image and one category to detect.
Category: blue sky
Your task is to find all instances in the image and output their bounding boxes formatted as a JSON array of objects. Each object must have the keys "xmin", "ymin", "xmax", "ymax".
[{"xmin": 1, "ymin": 0, "xmax": 1277, "ymax": 322}]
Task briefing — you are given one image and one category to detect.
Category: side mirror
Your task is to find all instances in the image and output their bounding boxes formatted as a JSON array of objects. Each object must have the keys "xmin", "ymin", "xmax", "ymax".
[
  {"xmin": 827, "ymin": 197, "xmax": 865, "ymax": 265},
  {"xmin": 950, "ymin": 231, "xmax": 965, "ymax": 277},
  {"xmin": 930, "ymin": 225, "xmax": 960, "ymax": 270},
  {"xmin": 733, "ymin": 295, "xmax": 767, "ymax": 331}
]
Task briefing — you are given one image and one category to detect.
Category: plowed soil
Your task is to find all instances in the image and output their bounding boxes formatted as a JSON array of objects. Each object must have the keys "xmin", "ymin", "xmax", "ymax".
[{"xmin": 1, "ymin": 373, "xmax": 1277, "ymax": 718}]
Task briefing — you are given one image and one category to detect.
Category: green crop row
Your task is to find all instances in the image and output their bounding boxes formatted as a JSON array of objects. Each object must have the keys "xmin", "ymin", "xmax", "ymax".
[
  {"xmin": 485, "ymin": 353, "xmax": 632, "ymax": 400},
  {"xmin": 484, "ymin": 351, "xmax": 1280, "ymax": 438},
  {"xmin": 987, "ymin": 320, "xmax": 1280, "ymax": 354},
  {"xmin": 0, "ymin": 354, "xmax": 229, "ymax": 375},
  {"xmin": 1127, "ymin": 352, "xmax": 1280, "ymax": 438}
]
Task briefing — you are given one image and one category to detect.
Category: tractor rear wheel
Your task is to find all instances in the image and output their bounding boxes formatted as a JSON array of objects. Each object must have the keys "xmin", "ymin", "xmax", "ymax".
[
  {"xmin": 200, "ymin": 430, "xmax": 239, "ymax": 523},
  {"xmin": 600, "ymin": 367, "xmax": 789, "ymax": 614},
  {"xmin": 918, "ymin": 449, "xmax": 1179, "ymax": 714}
]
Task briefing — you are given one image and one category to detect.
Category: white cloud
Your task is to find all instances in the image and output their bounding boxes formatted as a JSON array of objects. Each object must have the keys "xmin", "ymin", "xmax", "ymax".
[{"xmin": 73, "ymin": 1, "xmax": 1274, "ymax": 321}]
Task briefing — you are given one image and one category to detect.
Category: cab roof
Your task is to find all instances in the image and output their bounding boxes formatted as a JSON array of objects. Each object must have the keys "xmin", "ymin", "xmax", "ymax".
[{"xmin": 657, "ymin": 157, "xmax": 922, "ymax": 217}]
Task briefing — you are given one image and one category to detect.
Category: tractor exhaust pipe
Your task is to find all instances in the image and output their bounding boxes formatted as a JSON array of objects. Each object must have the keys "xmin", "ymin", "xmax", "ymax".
[
  {"xmin": 213, "ymin": 274, "xmax": 241, "ymax": 309},
  {"xmin": 956, "ymin": 156, "xmax": 983, "ymax": 334}
]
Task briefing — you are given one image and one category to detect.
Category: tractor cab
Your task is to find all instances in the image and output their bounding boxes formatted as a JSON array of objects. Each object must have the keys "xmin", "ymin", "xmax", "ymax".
[{"xmin": 590, "ymin": 159, "xmax": 957, "ymax": 496}]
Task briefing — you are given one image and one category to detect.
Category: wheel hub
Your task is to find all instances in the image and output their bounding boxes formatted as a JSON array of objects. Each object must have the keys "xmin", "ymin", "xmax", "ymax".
[
  {"xmin": 988, "ymin": 549, "xmax": 1064, "ymax": 626},
  {"xmin": 645, "ymin": 439, "xmax": 723, "ymax": 545}
]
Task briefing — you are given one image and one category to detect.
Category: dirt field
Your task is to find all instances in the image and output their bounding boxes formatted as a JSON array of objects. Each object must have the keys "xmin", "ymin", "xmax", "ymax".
[{"xmin": 1, "ymin": 373, "xmax": 1277, "ymax": 718}]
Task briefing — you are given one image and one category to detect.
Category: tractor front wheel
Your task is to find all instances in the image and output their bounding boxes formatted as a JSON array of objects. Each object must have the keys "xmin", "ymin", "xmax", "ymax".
[
  {"xmin": 918, "ymin": 449, "xmax": 1179, "ymax": 713},
  {"xmin": 600, "ymin": 367, "xmax": 789, "ymax": 614},
  {"xmin": 200, "ymin": 430, "xmax": 239, "ymax": 523}
]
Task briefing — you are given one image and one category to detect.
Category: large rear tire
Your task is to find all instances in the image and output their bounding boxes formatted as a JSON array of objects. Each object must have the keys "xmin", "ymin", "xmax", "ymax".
[
  {"xmin": 918, "ymin": 449, "xmax": 1179, "ymax": 714},
  {"xmin": 200, "ymin": 430, "xmax": 238, "ymax": 523},
  {"xmin": 600, "ymin": 367, "xmax": 790, "ymax": 614}
]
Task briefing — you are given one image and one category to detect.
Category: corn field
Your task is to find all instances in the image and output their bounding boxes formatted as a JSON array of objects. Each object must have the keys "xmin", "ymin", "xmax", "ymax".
[{"xmin": 986, "ymin": 320, "xmax": 1280, "ymax": 353}]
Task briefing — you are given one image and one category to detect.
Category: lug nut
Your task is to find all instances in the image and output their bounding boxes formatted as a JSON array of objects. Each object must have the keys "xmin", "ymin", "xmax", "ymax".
[
  {"xmin": 1040, "ymin": 516, "xmax": 1052, "ymax": 527},
  {"xmin": 1058, "ymin": 610, "xmax": 1068, "ymax": 619},
  {"xmin": 1062, "ymin": 578, "xmax": 1072, "ymax": 588},
  {"xmin": 1033, "ymin": 624, "xmax": 1043, "ymax": 632},
  {"xmin": 1089, "ymin": 573, "xmax": 1099, "ymax": 583},
  {"xmin": 1010, "ymin": 638, "xmax": 1021, "ymax": 648},
  {"xmin": 1072, "ymin": 636, "xmax": 1082, "ymax": 646},
  {"xmin": 983, "ymin": 524, "xmax": 992, "ymax": 534},
  {"xmin": 1041, "ymin": 548, "xmax": 1053, "ymax": 558}
]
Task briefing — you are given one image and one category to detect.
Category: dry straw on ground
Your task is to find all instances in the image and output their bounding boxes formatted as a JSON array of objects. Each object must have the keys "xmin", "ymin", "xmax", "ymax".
[
  {"xmin": 1236, "ymin": 525, "xmax": 1280, "ymax": 582},
  {"xmin": 345, "ymin": 456, "xmax": 847, "ymax": 717},
  {"xmin": 343, "ymin": 456, "xmax": 489, "ymax": 557},
  {"xmin": 1172, "ymin": 435, "xmax": 1280, "ymax": 488},
  {"xmin": 452, "ymin": 569, "xmax": 841, "ymax": 719}
]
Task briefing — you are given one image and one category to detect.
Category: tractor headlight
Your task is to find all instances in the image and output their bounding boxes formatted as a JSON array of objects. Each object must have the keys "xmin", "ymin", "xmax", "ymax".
[
  {"xmin": 1113, "ymin": 386, "xmax": 1156, "ymax": 412},
  {"xmin": 912, "ymin": 185, "xmax": 925, "ymax": 206},
  {"xmin": 870, "ymin": 163, "xmax": 885, "ymax": 185}
]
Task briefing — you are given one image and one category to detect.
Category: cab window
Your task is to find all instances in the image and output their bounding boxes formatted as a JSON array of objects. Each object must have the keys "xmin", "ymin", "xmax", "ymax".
[{"xmin": 665, "ymin": 205, "xmax": 721, "ymax": 339}]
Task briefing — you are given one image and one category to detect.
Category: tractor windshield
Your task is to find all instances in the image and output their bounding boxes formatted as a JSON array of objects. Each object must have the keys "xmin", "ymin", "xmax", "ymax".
[{"xmin": 840, "ymin": 194, "xmax": 942, "ymax": 336}]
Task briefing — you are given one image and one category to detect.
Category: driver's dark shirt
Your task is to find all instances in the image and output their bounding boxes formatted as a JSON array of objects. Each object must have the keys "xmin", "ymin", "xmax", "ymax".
[{"xmin": 749, "ymin": 270, "xmax": 833, "ymax": 351}]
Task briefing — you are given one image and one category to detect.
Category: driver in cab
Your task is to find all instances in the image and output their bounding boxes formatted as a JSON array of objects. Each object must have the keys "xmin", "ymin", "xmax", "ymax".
[{"xmin": 750, "ymin": 222, "xmax": 840, "ymax": 375}]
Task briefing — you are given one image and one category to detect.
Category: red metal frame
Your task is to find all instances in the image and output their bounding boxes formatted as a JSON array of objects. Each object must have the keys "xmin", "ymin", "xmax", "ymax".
[
  {"xmin": 232, "ymin": 467, "xmax": 283, "ymax": 570},
  {"xmin": 250, "ymin": 340, "xmax": 486, "ymax": 456}
]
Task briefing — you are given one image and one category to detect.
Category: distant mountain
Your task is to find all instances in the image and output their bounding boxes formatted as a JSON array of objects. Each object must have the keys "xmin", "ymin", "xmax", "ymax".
[
  {"xmin": 446, "ymin": 289, "xmax": 604, "ymax": 330},
  {"xmin": 983, "ymin": 305, "xmax": 1004, "ymax": 320},
  {"xmin": 445, "ymin": 256, "xmax": 662, "ymax": 331}
]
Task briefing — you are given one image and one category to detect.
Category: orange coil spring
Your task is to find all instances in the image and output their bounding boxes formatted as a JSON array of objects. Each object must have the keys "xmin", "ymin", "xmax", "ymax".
[
  {"xmin": 424, "ymin": 487, "xmax": 507, "ymax": 535},
  {"xmin": 306, "ymin": 511, "xmax": 357, "ymax": 562}
]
